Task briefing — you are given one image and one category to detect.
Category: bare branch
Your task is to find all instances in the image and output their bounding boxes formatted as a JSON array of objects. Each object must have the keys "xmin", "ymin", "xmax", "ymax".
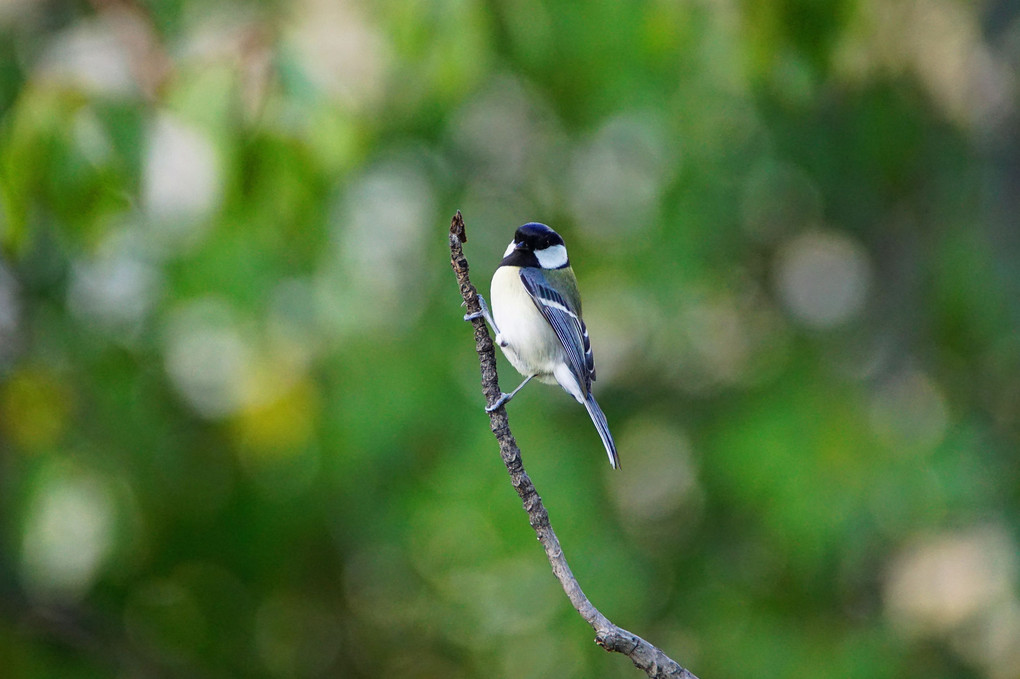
[{"xmin": 449, "ymin": 211, "xmax": 699, "ymax": 679}]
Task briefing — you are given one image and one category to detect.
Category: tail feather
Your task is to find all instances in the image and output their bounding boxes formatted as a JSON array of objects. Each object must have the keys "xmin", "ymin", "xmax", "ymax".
[{"xmin": 583, "ymin": 392, "xmax": 620, "ymax": 469}]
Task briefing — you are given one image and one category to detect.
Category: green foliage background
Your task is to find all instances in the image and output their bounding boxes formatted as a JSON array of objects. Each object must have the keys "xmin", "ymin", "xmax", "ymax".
[{"xmin": 1, "ymin": 1, "xmax": 1019, "ymax": 678}]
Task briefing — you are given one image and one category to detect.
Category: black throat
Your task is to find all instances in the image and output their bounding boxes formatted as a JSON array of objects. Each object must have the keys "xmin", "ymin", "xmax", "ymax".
[{"xmin": 500, "ymin": 248, "xmax": 540, "ymax": 268}]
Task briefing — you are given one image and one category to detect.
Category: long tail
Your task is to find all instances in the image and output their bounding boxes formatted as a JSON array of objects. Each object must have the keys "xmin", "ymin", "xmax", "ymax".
[{"xmin": 583, "ymin": 392, "xmax": 620, "ymax": 469}]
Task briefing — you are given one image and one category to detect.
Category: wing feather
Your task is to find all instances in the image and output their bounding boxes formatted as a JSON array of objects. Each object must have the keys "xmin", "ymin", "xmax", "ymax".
[{"xmin": 519, "ymin": 268, "xmax": 595, "ymax": 392}]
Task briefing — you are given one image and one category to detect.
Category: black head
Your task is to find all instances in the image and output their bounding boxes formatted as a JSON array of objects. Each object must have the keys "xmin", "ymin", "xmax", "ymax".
[
  {"xmin": 500, "ymin": 222, "xmax": 570, "ymax": 269},
  {"xmin": 513, "ymin": 223, "xmax": 565, "ymax": 251}
]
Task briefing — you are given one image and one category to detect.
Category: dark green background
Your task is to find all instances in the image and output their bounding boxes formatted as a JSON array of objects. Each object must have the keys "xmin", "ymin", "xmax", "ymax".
[{"xmin": 2, "ymin": 1, "xmax": 1019, "ymax": 677}]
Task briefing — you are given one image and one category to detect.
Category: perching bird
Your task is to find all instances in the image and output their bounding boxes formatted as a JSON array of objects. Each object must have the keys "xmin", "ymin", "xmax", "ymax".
[{"xmin": 466, "ymin": 222, "xmax": 619, "ymax": 469}]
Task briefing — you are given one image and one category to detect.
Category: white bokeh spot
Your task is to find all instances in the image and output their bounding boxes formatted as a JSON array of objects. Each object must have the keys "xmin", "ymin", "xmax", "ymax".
[
  {"xmin": 142, "ymin": 113, "xmax": 222, "ymax": 248},
  {"xmin": 775, "ymin": 229, "xmax": 871, "ymax": 328},
  {"xmin": 164, "ymin": 298, "xmax": 253, "ymax": 419},
  {"xmin": 20, "ymin": 470, "xmax": 116, "ymax": 601}
]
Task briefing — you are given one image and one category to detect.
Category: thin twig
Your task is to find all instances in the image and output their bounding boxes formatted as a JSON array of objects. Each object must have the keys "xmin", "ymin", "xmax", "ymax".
[{"xmin": 449, "ymin": 211, "xmax": 698, "ymax": 679}]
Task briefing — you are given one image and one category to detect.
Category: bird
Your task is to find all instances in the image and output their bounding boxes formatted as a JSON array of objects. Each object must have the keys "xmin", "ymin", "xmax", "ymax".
[{"xmin": 465, "ymin": 222, "xmax": 619, "ymax": 469}]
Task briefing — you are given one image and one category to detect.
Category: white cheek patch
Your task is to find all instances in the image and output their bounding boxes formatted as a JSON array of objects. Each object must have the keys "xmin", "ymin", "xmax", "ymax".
[
  {"xmin": 535, "ymin": 244, "xmax": 568, "ymax": 269},
  {"xmin": 504, "ymin": 241, "xmax": 517, "ymax": 258}
]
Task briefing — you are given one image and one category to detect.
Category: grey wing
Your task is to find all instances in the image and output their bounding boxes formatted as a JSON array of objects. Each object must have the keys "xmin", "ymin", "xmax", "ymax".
[{"xmin": 519, "ymin": 268, "xmax": 595, "ymax": 392}]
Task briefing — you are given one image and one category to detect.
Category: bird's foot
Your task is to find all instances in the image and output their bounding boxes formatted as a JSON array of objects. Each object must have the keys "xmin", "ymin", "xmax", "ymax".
[
  {"xmin": 485, "ymin": 392, "xmax": 511, "ymax": 413},
  {"xmin": 484, "ymin": 375, "xmax": 533, "ymax": 412},
  {"xmin": 464, "ymin": 295, "xmax": 498, "ymax": 330}
]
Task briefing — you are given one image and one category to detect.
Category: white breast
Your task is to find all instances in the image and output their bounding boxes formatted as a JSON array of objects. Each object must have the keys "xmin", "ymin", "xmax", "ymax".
[{"xmin": 490, "ymin": 267, "xmax": 564, "ymax": 384}]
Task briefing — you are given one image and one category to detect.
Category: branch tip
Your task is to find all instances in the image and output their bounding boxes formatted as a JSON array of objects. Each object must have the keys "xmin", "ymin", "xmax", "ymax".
[{"xmin": 450, "ymin": 209, "xmax": 467, "ymax": 243}]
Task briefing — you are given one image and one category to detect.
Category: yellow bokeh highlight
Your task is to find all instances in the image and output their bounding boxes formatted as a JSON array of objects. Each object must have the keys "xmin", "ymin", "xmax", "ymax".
[
  {"xmin": 1, "ymin": 367, "xmax": 73, "ymax": 450},
  {"xmin": 229, "ymin": 376, "xmax": 319, "ymax": 460}
]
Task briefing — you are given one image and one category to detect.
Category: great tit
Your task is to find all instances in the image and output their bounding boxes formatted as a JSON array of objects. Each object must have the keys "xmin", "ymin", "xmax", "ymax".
[{"xmin": 467, "ymin": 222, "xmax": 620, "ymax": 469}]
